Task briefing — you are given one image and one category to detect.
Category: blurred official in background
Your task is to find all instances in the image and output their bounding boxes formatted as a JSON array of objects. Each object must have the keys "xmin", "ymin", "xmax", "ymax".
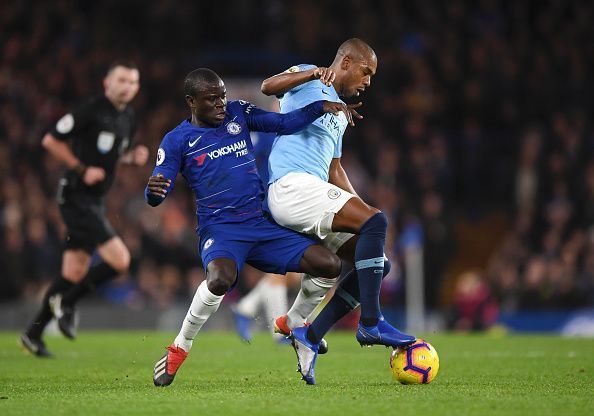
[{"xmin": 21, "ymin": 61, "xmax": 149, "ymax": 357}]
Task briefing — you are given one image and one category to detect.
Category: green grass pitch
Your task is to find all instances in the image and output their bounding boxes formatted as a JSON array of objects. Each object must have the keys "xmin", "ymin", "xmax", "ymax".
[{"xmin": 1, "ymin": 331, "xmax": 592, "ymax": 415}]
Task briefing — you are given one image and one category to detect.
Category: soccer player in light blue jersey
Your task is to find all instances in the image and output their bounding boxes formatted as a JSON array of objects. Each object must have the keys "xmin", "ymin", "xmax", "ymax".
[
  {"xmin": 145, "ymin": 68, "xmax": 354, "ymax": 387},
  {"xmin": 262, "ymin": 38, "xmax": 416, "ymax": 384}
]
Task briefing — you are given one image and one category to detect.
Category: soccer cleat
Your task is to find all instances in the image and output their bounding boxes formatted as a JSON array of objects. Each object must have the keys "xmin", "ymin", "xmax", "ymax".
[
  {"xmin": 356, "ymin": 316, "xmax": 416, "ymax": 348},
  {"xmin": 273, "ymin": 314, "xmax": 291, "ymax": 336},
  {"xmin": 232, "ymin": 308, "xmax": 253, "ymax": 343},
  {"xmin": 20, "ymin": 333, "xmax": 52, "ymax": 358},
  {"xmin": 49, "ymin": 294, "xmax": 77, "ymax": 340},
  {"xmin": 153, "ymin": 344, "xmax": 188, "ymax": 387},
  {"xmin": 289, "ymin": 326, "xmax": 319, "ymax": 385},
  {"xmin": 274, "ymin": 315, "xmax": 328, "ymax": 354}
]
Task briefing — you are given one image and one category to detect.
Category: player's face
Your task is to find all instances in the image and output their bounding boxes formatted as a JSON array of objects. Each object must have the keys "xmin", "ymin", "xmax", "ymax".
[
  {"xmin": 104, "ymin": 66, "xmax": 140, "ymax": 105},
  {"xmin": 342, "ymin": 54, "xmax": 377, "ymax": 98},
  {"xmin": 190, "ymin": 83, "xmax": 227, "ymax": 127}
]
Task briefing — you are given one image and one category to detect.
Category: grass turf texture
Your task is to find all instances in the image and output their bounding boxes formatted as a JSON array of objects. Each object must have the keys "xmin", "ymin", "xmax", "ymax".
[{"xmin": 1, "ymin": 331, "xmax": 592, "ymax": 416}]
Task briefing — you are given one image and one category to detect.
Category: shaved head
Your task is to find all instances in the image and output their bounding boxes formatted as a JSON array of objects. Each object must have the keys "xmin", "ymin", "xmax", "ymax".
[
  {"xmin": 333, "ymin": 38, "xmax": 376, "ymax": 65},
  {"xmin": 184, "ymin": 68, "xmax": 223, "ymax": 97}
]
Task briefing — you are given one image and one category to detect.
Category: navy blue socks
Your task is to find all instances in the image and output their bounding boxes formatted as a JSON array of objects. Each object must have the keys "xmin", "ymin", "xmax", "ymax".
[
  {"xmin": 354, "ymin": 212, "xmax": 387, "ymax": 326},
  {"xmin": 307, "ymin": 259, "xmax": 391, "ymax": 345}
]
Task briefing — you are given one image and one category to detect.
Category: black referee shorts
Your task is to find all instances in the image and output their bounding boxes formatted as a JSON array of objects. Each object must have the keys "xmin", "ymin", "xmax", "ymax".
[{"xmin": 59, "ymin": 193, "xmax": 117, "ymax": 254}]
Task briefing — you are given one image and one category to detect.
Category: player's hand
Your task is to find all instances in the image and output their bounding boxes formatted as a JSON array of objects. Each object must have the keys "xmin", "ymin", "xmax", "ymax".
[
  {"xmin": 132, "ymin": 145, "xmax": 149, "ymax": 166},
  {"xmin": 147, "ymin": 173, "xmax": 171, "ymax": 198},
  {"xmin": 83, "ymin": 166, "xmax": 106, "ymax": 185},
  {"xmin": 322, "ymin": 101, "xmax": 364, "ymax": 126},
  {"xmin": 312, "ymin": 67, "xmax": 335, "ymax": 86}
]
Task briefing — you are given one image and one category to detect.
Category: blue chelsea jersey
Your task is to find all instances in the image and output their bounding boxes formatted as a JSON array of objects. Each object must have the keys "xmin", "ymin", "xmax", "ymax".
[
  {"xmin": 146, "ymin": 99, "xmax": 325, "ymax": 231},
  {"xmin": 268, "ymin": 64, "xmax": 349, "ymax": 184}
]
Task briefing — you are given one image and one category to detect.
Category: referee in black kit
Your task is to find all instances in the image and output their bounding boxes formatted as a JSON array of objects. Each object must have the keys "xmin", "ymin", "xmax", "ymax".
[{"xmin": 21, "ymin": 61, "xmax": 149, "ymax": 357}]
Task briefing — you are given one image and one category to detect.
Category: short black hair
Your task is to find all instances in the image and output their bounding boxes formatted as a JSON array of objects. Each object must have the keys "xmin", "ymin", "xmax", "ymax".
[
  {"xmin": 184, "ymin": 68, "xmax": 222, "ymax": 97},
  {"xmin": 106, "ymin": 60, "xmax": 138, "ymax": 75}
]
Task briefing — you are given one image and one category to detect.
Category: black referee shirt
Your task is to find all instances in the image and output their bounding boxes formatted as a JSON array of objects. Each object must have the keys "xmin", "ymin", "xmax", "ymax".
[{"xmin": 49, "ymin": 95, "xmax": 136, "ymax": 197}]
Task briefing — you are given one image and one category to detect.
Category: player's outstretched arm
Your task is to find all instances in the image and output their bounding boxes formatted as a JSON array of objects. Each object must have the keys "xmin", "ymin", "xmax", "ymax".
[
  {"xmin": 323, "ymin": 101, "xmax": 363, "ymax": 126},
  {"xmin": 246, "ymin": 101, "xmax": 362, "ymax": 135},
  {"xmin": 261, "ymin": 67, "xmax": 335, "ymax": 96}
]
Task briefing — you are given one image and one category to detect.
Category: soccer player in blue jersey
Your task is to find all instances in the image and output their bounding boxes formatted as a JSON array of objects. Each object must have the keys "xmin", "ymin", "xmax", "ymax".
[
  {"xmin": 262, "ymin": 38, "xmax": 416, "ymax": 384},
  {"xmin": 145, "ymin": 68, "xmax": 359, "ymax": 387}
]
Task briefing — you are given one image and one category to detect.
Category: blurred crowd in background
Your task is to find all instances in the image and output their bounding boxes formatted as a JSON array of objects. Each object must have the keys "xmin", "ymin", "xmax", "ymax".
[{"xmin": 2, "ymin": 0, "xmax": 594, "ymax": 329}]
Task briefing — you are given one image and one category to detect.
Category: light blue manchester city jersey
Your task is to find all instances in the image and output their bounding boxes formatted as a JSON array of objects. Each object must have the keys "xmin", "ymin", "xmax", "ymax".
[{"xmin": 268, "ymin": 64, "xmax": 349, "ymax": 183}]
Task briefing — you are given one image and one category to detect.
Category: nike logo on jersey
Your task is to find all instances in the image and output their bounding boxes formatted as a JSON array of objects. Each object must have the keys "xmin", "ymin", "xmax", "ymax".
[
  {"xmin": 322, "ymin": 90, "xmax": 330, "ymax": 95},
  {"xmin": 189, "ymin": 136, "xmax": 203, "ymax": 147}
]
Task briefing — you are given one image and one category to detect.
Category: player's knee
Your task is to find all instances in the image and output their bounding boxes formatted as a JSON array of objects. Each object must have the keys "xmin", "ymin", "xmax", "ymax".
[
  {"xmin": 303, "ymin": 254, "xmax": 341, "ymax": 280},
  {"xmin": 360, "ymin": 212, "xmax": 388, "ymax": 236},
  {"xmin": 207, "ymin": 275, "xmax": 234, "ymax": 295},
  {"xmin": 111, "ymin": 250, "xmax": 131, "ymax": 273},
  {"xmin": 206, "ymin": 262, "xmax": 236, "ymax": 295},
  {"xmin": 319, "ymin": 254, "xmax": 341, "ymax": 278},
  {"xmin": 63, "ymin": 267, "xmax": 86, "ymax": 282},
  {"xmin": 62, "ymin": 262, "xmax": 86, "ymax": 281}
]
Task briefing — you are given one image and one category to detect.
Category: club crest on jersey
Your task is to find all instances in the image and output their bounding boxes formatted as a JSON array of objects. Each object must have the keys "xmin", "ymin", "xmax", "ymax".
[
  {"xmin": 97, "ymin": 131, "xmax": 115, "ymax": 154},
  {"xmin": 203, "ymin": 238, "xmax": 214, "ymax": 250},
  {"xmin": 156, "ymin": 148, "xmax": 165, "ymax": 166},
  {"xmin": 328, "ymin": 189, "xmax": 341, "ymax": 200},
  {"xmin": 227, "ymin": 122, "xmax": 241, "ymax": 135}
]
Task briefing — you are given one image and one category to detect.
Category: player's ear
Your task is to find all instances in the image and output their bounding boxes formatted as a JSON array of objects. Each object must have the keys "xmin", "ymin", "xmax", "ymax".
[
  {"xmin": 341, "ymin": 55, "xmax": 352, "ymax": 71},
  {"xmin": 185, "ymin": 95, "xmax": 196, "ymax": 108}
]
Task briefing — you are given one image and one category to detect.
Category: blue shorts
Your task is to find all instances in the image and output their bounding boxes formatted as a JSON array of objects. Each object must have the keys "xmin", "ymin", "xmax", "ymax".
[{"xmin": 199, "ymin": 216, "xmax": 318, "ymax": 276}]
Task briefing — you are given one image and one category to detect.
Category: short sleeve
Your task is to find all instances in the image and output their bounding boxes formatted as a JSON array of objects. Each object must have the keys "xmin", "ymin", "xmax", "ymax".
[
  {"xmin": 49, "ymin": 104, "xmax": 92, "ymax": 141},
  {"xmin": 282, "ymin": 64, "xmax": 317, "ymax": 94},
  {"xmin": 151, "ymin": 132, "xmax": 182, "ymax": 183}
]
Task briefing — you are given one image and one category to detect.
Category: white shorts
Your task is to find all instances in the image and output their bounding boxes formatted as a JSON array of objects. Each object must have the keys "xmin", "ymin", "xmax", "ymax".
[{"xmin": 268, "ymin": 172, "xmax": 356, "ymax": 253}]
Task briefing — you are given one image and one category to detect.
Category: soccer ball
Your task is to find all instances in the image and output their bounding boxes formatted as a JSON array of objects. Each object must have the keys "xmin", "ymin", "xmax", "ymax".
[{"xmin": 389, "ymin": 339, "xmax": 439, "ymax": 384}]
